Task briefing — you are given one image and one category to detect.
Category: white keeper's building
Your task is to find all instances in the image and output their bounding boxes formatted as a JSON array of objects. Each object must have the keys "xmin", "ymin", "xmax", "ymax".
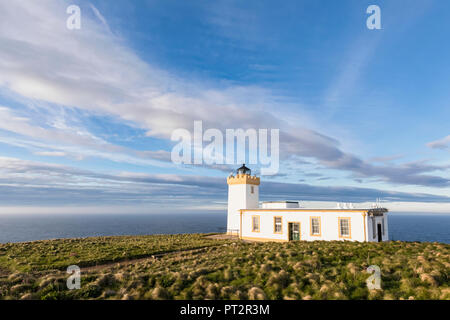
[{"xmin": 227, "ymin": 165, "xmax": 389, "ymax": 242}]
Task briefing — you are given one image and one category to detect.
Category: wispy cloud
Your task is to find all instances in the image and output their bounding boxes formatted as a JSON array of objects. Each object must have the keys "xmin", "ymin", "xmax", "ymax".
[
  {"xmin": 0, "ymin": 157, "xmax": 448, "ymax": 208},
  {"xmin": 369, "ymin": 154, "xmax": 404, "ymax": 163},
  {"xmin": 33, "ymin": 151, "xmax": 67, "ymax": 157},
  {"xmin": 0, "ymin": 0, "xmax": 448, "ymax": 202},
  {"xmin": 89, "ymin": 4, "xmax": 112, "ymax": 33},
  {"xmin": 427, "ymin": 135, "xmax": 450, "ymax": 150}
]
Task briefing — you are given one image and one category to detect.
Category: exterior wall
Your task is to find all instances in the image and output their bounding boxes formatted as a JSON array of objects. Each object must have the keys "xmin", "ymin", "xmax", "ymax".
[
  {"xmin": 240, "ymin": 210, "xmax": 373, "ymax": 242},
  {"xmin": 262, "ymin": 202, "xmax": 300, "ymax": 209},
  {"xmin": 227, "ymin": 183, "xmax": 259, "ymax": 234},
  {"xmin": 367, "ymin": 214, "xmax": 389, "ymax": 242}
]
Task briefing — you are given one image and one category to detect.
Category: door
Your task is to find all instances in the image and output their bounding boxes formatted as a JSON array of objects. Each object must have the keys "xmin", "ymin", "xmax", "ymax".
[
  {"xmin": 288, "ymin": 222, "xmax": 300, "ymax": 241},
  {"xmin": 377, "ymin": 224, "xmax": 382, "ymax": 242}
]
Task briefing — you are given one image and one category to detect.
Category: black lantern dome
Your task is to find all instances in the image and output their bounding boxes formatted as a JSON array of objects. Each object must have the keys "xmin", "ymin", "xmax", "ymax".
[{"xmin": 236, "ymin": 164, "xmax": 251, "ymax": 175}]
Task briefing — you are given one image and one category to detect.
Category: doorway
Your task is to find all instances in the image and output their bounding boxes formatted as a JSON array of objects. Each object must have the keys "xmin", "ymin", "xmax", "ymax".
[
  {"xmin": 377, "ymin": 224, "xmax": 382, "ymax": 242},
  {"xmin": 288, "ymin": 222, "xmax": 300, "ymax": 241}
]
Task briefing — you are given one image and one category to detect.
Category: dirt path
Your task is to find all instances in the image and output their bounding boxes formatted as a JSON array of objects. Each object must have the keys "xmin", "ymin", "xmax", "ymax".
[
  {"xmin": 80, "ymin": 234, "xmax": 242, "ymax": 272},
  {"xmin": 0, "ymin": 245, "xmax": 225, "ymax": 277},
  {"xmin": 204, "ymin": 234, "xmax": 239, "ymax": 240},
  {"xmin": 80, "ymin": 244, "xmax": 225, "ymax": 273}
]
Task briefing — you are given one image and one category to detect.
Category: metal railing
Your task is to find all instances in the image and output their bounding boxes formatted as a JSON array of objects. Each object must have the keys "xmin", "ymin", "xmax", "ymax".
[{"xmin": 226, "ymin": 229, "xmax": 240, "ymax": 237}]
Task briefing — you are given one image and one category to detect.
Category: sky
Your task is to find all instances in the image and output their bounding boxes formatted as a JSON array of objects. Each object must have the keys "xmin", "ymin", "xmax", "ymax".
[{"xmin": 0, "ymin": 0, "xmax": 449, "ymax": 214}]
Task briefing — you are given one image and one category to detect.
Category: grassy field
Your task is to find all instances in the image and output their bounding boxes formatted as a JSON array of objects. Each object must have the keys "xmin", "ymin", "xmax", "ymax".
[
  {"xmin": 0, "ymin": 234, "xmax": 448, "ymax": 300},
  {"xmin": 0, "ymin": 234, "xmax": 229, "ymax": 272}
]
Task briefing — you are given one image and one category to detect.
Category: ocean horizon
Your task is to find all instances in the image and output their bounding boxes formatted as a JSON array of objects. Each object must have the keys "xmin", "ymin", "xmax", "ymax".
[{"xmin": 0, "ymin": 212, "xmax": 449, "ymax": 244}]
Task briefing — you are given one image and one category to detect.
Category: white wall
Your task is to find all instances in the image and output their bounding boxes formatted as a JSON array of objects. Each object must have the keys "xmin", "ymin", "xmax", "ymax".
[
  {"xmin": 241, "ymin": 211, "xmax": 376, "ymax": 242},
  {"xmin": 262, "ymin": 202, "xmax": 300, "ymax": 209},
  {"xmin": 367, "ymin": 214, "xmax": 389, "ymax": 242},
  {"xmin": 227, "ymin": 183, "xmax": 259, "ymax": 234}
]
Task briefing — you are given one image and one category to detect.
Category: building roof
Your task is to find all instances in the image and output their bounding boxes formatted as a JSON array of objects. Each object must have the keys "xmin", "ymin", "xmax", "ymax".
[
  {"xmin": 241, "ymin": 208, "xmax": 388, "ymax": 216},
  {"xmin": 262, "ymin": 201, "xmax": 299, "ymax": 203},
  {"xmin": 236, "ymin": 164, "xmax": 251, "ymax": 175}
]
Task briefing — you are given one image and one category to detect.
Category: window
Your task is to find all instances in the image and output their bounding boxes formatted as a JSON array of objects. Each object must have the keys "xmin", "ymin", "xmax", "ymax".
[
  {"xmin": 251, "ymin": 186, "xmax": 254, "ymax": 194},
  {"xmin": 339, "ymin": 218, "xmax": 351, "ymax": 238},
  {"xmin": 310, "ymin": 217, "xmax": 321, "ymax": 236},
  {"xmin": 274, "ymin": 217, "xmax": 282, "ymax": 233},
  {"xmin": 382, "ymin": 218, "xmax": 385, "ymax": 235},
  {"xmin": 252, "ymin": 216, "xmax": 260, "ymax": 232}
]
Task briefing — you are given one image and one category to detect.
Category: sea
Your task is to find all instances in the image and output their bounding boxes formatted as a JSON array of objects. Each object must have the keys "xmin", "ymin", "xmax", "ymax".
[{"xmin": 0, "ymin": 212, "xmax": 449, "ymax": 244}]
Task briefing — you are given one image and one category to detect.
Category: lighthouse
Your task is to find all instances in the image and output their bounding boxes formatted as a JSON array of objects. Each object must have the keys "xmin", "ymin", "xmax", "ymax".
[
  {"xmin": 226, "ymin": 164, "xmax": 260, "ymax": 235},
  {"xmin": 225, "ymin": 164, "xmax": 389, "ymax": 242}
]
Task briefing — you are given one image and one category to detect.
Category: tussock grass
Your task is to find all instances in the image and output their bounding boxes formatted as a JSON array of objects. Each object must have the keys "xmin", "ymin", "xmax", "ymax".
[
  {"xmin": 0, "ymin": 233, "xmax": 227, "ymax": 272},
  {"xmin": 0, "ymin": 236, "xmax": 448, "ymax": 300}
]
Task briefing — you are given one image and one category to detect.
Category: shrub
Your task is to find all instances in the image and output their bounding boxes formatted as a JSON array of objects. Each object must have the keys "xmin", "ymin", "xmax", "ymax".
[
  {"xmin": 0, "ymin": 235, "xmax": 448, "ymax": 300},
  {"xmin": 248, "ymin": 287, "xmax": 266, "ymax": 300}
]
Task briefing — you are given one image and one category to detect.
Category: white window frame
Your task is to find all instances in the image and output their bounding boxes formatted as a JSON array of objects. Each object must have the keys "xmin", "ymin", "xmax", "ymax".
[
  {"xmin": 274, "ymin": 216, "xmax": 282, "ymax": 234},
  {"xmin": 339, "ymin": 218, "xmax": 351, "ymax": 239},
  {"xmin": 310, "ymin": 217, "xmax": 321, "ymax": 236}
]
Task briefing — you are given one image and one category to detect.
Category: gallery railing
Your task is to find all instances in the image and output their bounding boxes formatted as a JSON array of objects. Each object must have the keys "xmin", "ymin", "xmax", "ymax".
[{"xmin": 226, "ymin": 229, "xmax": 240, "ymax": 237}]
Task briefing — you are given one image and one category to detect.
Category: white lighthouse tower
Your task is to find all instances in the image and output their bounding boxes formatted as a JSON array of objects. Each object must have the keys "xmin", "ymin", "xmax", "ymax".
[{"xmin": 226, "ymin": 164, "xmax": 260, "ymax": 235}]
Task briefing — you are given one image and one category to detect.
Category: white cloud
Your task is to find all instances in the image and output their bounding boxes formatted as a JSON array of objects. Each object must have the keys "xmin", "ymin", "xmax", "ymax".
[
  {"xmin": 89, "ymin": 4, "xmax": 111, "ymax": 33},
  {"xmin": 0, "ymin": 106, "xmax": 171, "ymax": 167},
  {"xmin": 427, "ymin": 135, "xmax": 450, "ymax": 150},
  {"xmin": 34, "ymin": 151, "xmax": 67, "ymax": 157},
  {"xmin": 0, "ymin": 156, "xmax": 448, "ymax": 210},
  {"xmin": 0, "ymin": 0, "xmax": 448, "ymax": 190}
]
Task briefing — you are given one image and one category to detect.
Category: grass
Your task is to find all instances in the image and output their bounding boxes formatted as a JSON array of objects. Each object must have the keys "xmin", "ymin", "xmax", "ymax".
[
  {"xmin": 0, "ymin": 235, "xmax": 448, "ymax": 300},
  {"xmin": 0, "ymin": 233, "xmax": 229, "ymax": 272}
]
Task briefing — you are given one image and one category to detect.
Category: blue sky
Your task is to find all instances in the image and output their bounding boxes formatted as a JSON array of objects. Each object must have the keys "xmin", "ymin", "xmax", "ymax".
[{"xmin": 0, "ymin": 0, "xmax": 449, "ymax": 213}]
